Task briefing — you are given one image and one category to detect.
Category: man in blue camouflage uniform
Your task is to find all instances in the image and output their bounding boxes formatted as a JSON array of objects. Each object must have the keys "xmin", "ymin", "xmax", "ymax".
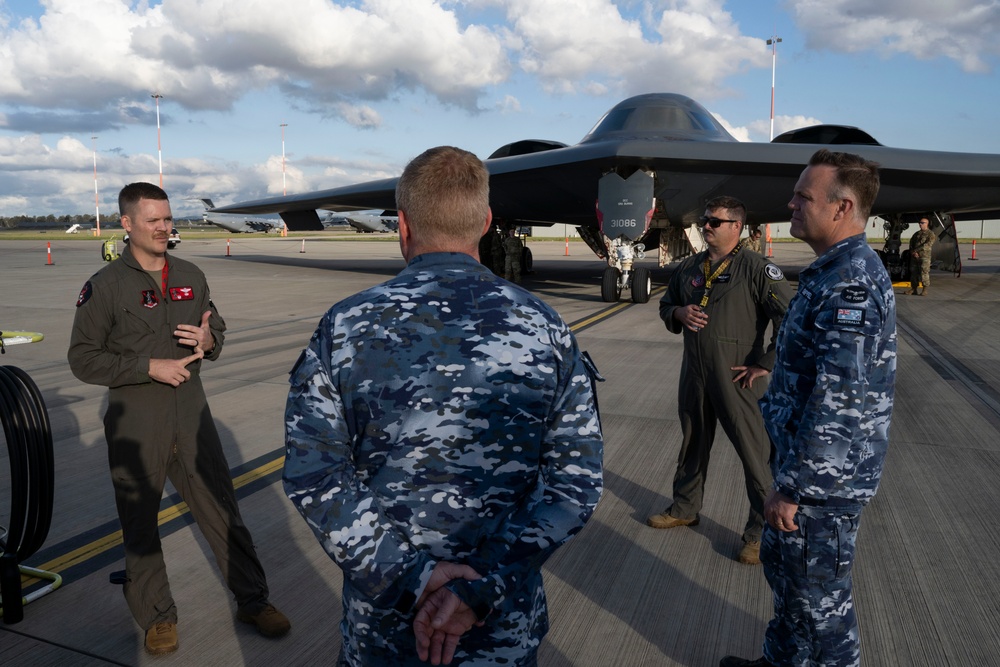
[
  {"xmin": 722, "ymin": 150, "xmax": 896, "ymax": 667},
  {"xmin": 283, "ymin": 146, "xmax": 604, "ymax": 666}
]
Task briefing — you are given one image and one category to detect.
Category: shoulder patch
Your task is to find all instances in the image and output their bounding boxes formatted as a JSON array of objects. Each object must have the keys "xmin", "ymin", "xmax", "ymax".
[
  {"xmin": 834, "ymin": 307, "xmax": 865, "ymax": 327},
  {"xmin": 76, "ymin": 281, "xmax": 93, "ymax": 307},
  {"xmin": 840, "ymin": 285, "xmax": 869, "ymax": 303},
  {"xmin": 764, "ymin": 264, "xmax": 784, "ymax": 281}
]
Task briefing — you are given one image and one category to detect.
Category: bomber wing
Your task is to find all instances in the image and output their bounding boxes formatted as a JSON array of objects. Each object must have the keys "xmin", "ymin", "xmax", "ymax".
[{"xmin": 212, "ymin": 93, "xmax": 1000, "ymax": 299}]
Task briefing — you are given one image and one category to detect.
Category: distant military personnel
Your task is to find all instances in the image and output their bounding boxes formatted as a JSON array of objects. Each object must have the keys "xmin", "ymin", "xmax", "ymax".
[
  {"xmin": 647, "ymin": 195, "xmax": 792, "ymax": 565},
  {"xmin": 908, "ymin": 216, "xmax": 935, "ymax": 295},
  {"xmin": 721, "ymin": 150, "xmax": 897, "ymax": 667},
  {"xmin": 747, "ymin": 226, "xmax": 763, "ymax": 254},
  {"xmin": 490, "ymin": 225, "xmax": 506, "ymax": 275},
  {"xmin": 502, "ymin": 228, "xmax": 524, "ymax": 283},
  {"xmin": 283, "ymin": 146, "xmax": 604, "ymax": 666}
]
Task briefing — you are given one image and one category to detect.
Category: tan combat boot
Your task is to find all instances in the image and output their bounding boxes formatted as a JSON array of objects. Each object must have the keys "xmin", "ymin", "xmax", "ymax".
[{"xmin": 145, "ymin": 621, "xmax": 178, "ymax": 654}]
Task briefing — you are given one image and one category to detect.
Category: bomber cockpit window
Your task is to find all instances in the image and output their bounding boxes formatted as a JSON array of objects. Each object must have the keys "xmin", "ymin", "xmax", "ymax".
[{"xmin": 584, "ymin": 105, "xmax": 721, "ymax": 139}]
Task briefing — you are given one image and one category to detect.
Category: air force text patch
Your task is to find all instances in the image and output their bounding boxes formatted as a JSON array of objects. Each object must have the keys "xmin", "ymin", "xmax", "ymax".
[
  {"xmin": 835, "ymin": 307, "xmax": 865, "ymax": 326},
  {"xmin": 841, "ymin": 285, "xmax": 869, "ymax": 303}
]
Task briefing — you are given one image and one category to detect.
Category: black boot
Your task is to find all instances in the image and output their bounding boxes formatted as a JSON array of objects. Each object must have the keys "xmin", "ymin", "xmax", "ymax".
[{"xmin": 719, "ymin": 657, "xmax": 776, "ymax": 667}]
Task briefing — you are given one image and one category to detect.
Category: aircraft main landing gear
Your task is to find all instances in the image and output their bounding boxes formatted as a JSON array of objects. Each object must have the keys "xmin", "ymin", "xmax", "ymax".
[{"xmin": 601, "ymin": 264, "xmax": 651, "ymax": 304}]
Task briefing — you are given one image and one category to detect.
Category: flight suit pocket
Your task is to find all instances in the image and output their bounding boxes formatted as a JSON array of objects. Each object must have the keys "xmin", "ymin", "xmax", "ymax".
[{"xmin": 119, "ymin": 307, "xmax": 157, "ymax": 337}]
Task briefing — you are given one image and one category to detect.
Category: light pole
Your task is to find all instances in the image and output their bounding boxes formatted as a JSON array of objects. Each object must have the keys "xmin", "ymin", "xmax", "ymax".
[
  {"xmin": 92, "ymin": 136, "xmax": 101, "ymax": 235},
  {"xmin": 151, "ymin": 93, "xmax": 164, "ymax": 187},
  {"xmin": 767, "ymin": 35, "xmax": 782, "ymax": 141},
  {"xmin": 280, "ymin": 122, "xmax": 288, "ymax": 196}
]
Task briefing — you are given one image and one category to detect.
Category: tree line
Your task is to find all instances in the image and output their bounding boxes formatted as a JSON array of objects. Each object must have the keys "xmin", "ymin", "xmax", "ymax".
[{"xmin": 0, "ymin": 213, "xmax": 121, "ymax": 229}]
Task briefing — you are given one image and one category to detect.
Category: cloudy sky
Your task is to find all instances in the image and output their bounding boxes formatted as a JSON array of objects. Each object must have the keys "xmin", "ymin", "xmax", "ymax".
[{"xmin": 1, "ymin": 0, "xmax": 998, "ymax": 217}]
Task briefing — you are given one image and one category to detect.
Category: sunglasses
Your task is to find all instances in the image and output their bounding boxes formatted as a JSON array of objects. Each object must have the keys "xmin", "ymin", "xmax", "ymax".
[{"xmin": 697, "ymin": 216, "xmax": 738, "ymax": 228}]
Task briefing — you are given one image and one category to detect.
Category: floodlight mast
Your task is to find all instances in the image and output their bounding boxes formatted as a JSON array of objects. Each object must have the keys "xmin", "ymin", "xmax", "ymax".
[
  {"xmin": 767, "ymin": 36, "xmax": 782, "ymax": 141},
  {"xmin": 92, "ymin": 135, "xmax": 101, "ymax": 235},
  {"xmin": 280, "ymin": 122, "xmax": 288, "ymax": 196},
  {"xmin": 152, "ymin": 93, "xmax": 164, "ymax": 187}
]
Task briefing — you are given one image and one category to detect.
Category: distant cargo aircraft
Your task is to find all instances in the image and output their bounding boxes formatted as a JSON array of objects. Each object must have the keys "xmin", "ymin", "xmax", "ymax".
[
  {"xmin": 199, "ymin": 198, "xmax": 284, "ymax": 234},
  {"xmin": 341, "ymin": 210, "xmax": 399, "ymax": 234},
  {"xmin": 212, "ymin": 93, "xmax": 1000, "ymax": 302}
]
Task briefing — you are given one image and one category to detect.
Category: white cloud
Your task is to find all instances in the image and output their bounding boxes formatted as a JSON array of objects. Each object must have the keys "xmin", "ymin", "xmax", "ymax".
[
  {"xmin": 1, "ymin": 0, "xmax": 996, "ymax": 216},
  {"xmin": 712, "ymin": 113, "xmax": 751, "ymax": 142},
  {"xmin": 735, "ymin": 114, "xmax": 825, "ymax": 142},
  {"xmin": 0, "ymin": 0, "xmax": 510, "ymax": 119},
  {"xmin": 503, "ymin": 0, "xmax": 769, "ymax": 98},
  {"xmin": 792, "ymin": 0, "xmax": 1000, "ymax": 73}
]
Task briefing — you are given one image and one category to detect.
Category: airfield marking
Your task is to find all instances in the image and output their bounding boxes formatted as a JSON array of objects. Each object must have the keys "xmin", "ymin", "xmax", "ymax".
[
  {"xmin": 23, "ymin": 458, "xmax": 284, "ymax": 585},
  {"xmin": 897, "ymin": 315, "xmax": 1000, "ymax": 432},
  {"xmin": 22, "ymin": 292, "xmax": 652, "ymax": 589}
]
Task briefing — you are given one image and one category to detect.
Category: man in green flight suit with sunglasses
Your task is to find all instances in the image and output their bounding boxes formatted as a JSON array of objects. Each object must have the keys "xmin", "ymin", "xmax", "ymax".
[{"xmin": 647, "ymin": 196, "xmax": 793, "ymax": 564}]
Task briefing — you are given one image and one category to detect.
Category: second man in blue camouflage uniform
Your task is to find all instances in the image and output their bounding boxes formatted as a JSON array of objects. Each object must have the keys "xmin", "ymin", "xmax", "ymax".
[
  {"xmin": 283, "ymin": 146, "xmax": 604, "ymax": 666},
  {"xmin": 722, "ymin": 150, "xmax": 896, "ymax": 667}
]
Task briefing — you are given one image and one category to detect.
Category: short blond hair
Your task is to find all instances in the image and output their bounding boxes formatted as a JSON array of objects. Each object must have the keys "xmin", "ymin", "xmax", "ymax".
[{"xmin": 395, "ymin": 146, "xmax": 489, "ymax": 248}]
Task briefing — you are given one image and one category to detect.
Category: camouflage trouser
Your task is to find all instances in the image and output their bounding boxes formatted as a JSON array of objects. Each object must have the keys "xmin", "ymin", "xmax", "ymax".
[
  {"xmin": 505, "ymin": 256, "xmax": 522, "ymax": 283},
  {"xmin": 761, "ymin": 506, "xmax": 862, "ymax": 667},
  {"xmin": 910, "ymin": 255, "xmax": 931, "ymax": 289}
]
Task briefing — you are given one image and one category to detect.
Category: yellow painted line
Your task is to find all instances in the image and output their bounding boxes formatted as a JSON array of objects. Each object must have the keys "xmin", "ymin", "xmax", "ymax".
[
  {"xmin": 22, "ymin": 455, "xmax": 287, "ymax": 585},
  {"xmin": 570, "ymin": 286, "xmax": 666, "ymax": 331},
  {"xmin": 27, "ymin": 287, "xmax": 644, "ymax": 587}
]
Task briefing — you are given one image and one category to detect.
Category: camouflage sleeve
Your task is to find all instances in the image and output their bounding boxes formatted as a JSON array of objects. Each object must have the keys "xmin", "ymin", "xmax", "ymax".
[
  {"xmin": 773, "ymin": 284, "xmax": 887, "ymax": 500},
  {"xmin": 445, "ymin": 338, "xmax": 604, "ymax": 615},
  {"xmin": 282, "ymin": 329, "xmax": 435, "ymax": 610},
  {"xmin": 917, "ymin": 231, "xmax": 935, "ymax": 254}
]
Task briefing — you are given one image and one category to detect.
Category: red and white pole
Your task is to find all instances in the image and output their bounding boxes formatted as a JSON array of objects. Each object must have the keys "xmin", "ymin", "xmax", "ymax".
[
  {"xmin": 226, "ymin": 239, "xmax": 231, "ymax": 257},
  {"xmin": 46, "ymin": 241, "xmax": 54, "ymax": 266},
  {"xmin": 767, "ymin": 35, "xmax": 782, "ymax": 141}
]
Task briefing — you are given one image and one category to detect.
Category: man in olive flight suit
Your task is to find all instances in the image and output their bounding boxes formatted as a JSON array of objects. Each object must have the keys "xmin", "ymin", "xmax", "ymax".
[
  {"xmin": 68, "ymin": 182, "xmax": 289, "ymax": 655},
  {"xmin": 648, "ymin": 196, "xmax": 793, "ymax": 564}
]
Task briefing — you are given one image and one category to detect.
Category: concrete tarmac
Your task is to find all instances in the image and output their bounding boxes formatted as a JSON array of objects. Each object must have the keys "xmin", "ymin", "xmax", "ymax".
[{"xmin": 1, "ymin": 236, "xmax": 998, "ymax": 666}]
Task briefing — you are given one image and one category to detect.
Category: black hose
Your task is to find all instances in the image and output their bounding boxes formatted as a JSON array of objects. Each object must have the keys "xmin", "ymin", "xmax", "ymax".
[{"xmin": 0, "ymin": 365, "xmax": 54, "ymax": 624}]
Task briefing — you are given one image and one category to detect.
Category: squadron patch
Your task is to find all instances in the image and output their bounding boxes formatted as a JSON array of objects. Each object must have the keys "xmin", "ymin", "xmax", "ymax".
[
  {"xmin": 141, "ymin": 290, "xmax": 159, "ymax": 309},
  {"xmin": 835, "ymin": 307, "xmax": 865, "ymax": 327},
  {"xmin": 691, "ymin": 275, "xmax": 706, "ymax": 288},
  {"xmin": 76, "ymin": 281, "xmax": 93, "ymax": 307},
  {"xmin": 840, "ymin": 285, "xmax": 869, "ymax": 303},
  {"xmin": 169, "ymin": 286, "xmax": 194, "ymax": 301},
  {"xmin": 765, "ymin": 264, "xmax": 784, "ymax": 281}
]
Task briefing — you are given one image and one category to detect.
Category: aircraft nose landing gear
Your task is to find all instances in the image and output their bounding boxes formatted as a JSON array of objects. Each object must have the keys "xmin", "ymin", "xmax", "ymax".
[
  {"xmin": 597, "ymin": 170, "xmax": 655, "ymax": 303},
  {"xmin": 601, "ymin": 240, "xmax": 651, "ymax": 303}
]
